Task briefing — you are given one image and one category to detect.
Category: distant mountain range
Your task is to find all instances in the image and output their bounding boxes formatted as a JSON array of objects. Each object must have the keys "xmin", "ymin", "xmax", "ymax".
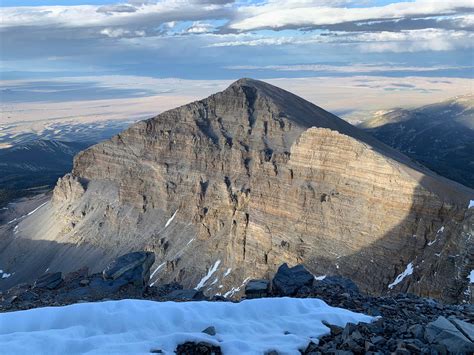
[
  {"xmin": 0, "ymin": 139, "xmax": 87, "ymax": 206},
  {"xmin": 1, "ymin": 79, "xmax": 472, "ymax": 303},
  {"xmin": 360, "ymin": 95, "xmax": 474, "ymax": 189},
  {"xmin": 0, "ymin": 118, "xmax": 135, "ymax": 207}
]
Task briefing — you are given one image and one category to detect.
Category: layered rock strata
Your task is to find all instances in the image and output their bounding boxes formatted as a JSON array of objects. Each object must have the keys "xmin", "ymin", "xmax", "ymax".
[{"xmin": 1, "ymin": 79, "xmax": 473, "ymax": 302}]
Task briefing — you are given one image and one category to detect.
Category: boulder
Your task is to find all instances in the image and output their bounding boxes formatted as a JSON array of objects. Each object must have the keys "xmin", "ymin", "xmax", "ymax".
[
  {"xmin": 34, "ymin": 272, "xmax": 63, "ymax": 290},
  {"xmin": 245, "ymin": 279, "xmax": 270, "ymax": 299},
  {"xmin": 408, "ymin": 324, "xmax": 424, "ymax": 339},
  {"xmin": 448, "ymin": 316, "xmax": 474, "ymax": 342},
  {"xmin": 322, "ymin": 320, "xmax": 343, "ymax": 336},
  {"xmin": 102, "ymin": 251, "xmax": 155, "ymax": 286},
  {"xmin": 424, "ymin": 316, "xmax": 474, "ymax": 353},
  {"xmin": 164, "ymin": 289, "xmax": 206, "ymax": 301},
  {"xmin": 64, "ymin": 267, "xmax": 89, "ymax": 283},
  {"xmin": 175, "ymin": 341, "xmax": 222, "ymax": 355},
  {"xmin": 202, "ymin": 326, "xmax": 216, "ymax": 336},
  {"xmin": 316, "ymin": 275, "xmax": 359, "ymax": 294},
  {"xmin": 272, "ymin": 264, "xmax": 313, "ymax": 296}
]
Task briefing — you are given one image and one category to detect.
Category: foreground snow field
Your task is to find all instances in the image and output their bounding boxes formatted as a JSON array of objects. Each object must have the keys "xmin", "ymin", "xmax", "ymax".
[{"xmin": 0, "ymin": 298, "xmax": 373, "ymax": 354}]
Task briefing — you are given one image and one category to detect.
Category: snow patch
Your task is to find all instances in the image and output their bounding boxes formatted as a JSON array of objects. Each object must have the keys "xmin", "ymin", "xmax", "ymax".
[
  {"xmin": 223, "ymin": 277, "xmax": 250, "ymax": 298},
  {"xmin": 165, "ymin": 209, "xmax": 179, "ymax": 228},
  {"xmin": 7, "ymin": 201, "xmax": 48, "ymax": 225},
  {"xmin": 150, "ymin": 262, "xmax": 166, "ymax": 280},
  {"xmin": 314, "ymin": 275, "xmax": 327, "ymax": 281},
  {"xmin": 388, "ymin": 262, "xmax": 413, "ymax": 289},
  {"xmin": 223, "ymin": 268, "xmax": 231, "ymax": 277},
  {"xmin": 0, "ymin": 298, "xmax": 373, "ymax": 354},
  {"xmin": 195, "ymin": 260, "xmax": 221, "ymax": 290},
  {"xmin": 469, "ymin": 200, "xmax": 474, "ymax": 209},
  {"xmin": 26, "ymin": 202, "xmax": 48, "ymax": 217},
  {"xmin": 427, "ymin": 239, "xmax": 437, "ymax": 246},
  {"xmin": 437, "ymin": 226, "xmax": 444, "ymax": 234},
  {"xmin": 468, "ymin": 270, "xmax": 474, "ymax": 284}
]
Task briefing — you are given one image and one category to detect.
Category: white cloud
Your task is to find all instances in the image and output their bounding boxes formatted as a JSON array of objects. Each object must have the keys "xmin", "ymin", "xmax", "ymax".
[
  {"xmin": 1, "ymin": 0, "xmax": 472, "ymax": 80},
  {"xmin": 229, "ymin": 0, "xmax": 474, "ymax": 30},
  {"xmin": 226, "ymin": 63, "xmax": 472, "ymax": 73},
  {"xmin": 186, "ymin": 22, "xmax": 215, "ymax": 34},
  {"xmin": 100, "ymin": 28, "xmax": 146, "ymax": 38},
  {"xmin": 0, "ymin": 1, "xmax": 231, "ymax": 29},
  {"xmin": 207, "ymin": 36, "xmax": 298, "ymax": 47},
  {"xmin": 357, "ymin": 29, "xmax": 474, "ymax": 52},
  {"xmin": 207, "ymin": 28, "xmax": 473, "ymax": 52}
]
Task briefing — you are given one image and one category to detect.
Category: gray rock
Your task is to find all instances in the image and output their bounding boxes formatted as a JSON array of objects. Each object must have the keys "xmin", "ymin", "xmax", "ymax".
[
  {"xmin": 202, "ymin": 326, "xmax": 216, "ymax": 336},
  {"xmin": 322, "ymin": 320, "xmax": 343, "ymax": 336},
  {"xmin": 425, "ymin": 316, "xmax": 474, "ymax": 353},
  {"xmin": 342, "ymin": 322, "xmax": 357, "ymax": 341},
  {"xmin": 245, "ymin": 279, "xmax": 270, "ymax": 299},
  {"xmin": 408, "ymin": 324, "xmax": 424, "ymax": 339},
  {"xmin": 175, "ymin": 341, "xmax": 222, "ymax": 355},
  {"xmin": 34, "ymin": 272, "xmax": 63, "ymax": 290},
  {"xmin": 272, "ymin": 263, "xmax": 314, "ymax": 296},
  {"xmin": 316, "ymin": 276, "xmax": 360, "ymax": 294},
  {"xmin": 448, "ymin": 316, "xmax": 474, "ymax": 342},
  {"xmin": 164, "ymin": 289, "xmax": 205, "ymax": 301},
  {"xmin": 103, "ymin": 252, "xmax": 155, "ymax": 284},
  {"xmin": 366, "ymin": 307, "xmax": 381, "ymax": 317},
  {"xmin": 18, "ymin": 290, "xmax": 39, "ymax": 302}
]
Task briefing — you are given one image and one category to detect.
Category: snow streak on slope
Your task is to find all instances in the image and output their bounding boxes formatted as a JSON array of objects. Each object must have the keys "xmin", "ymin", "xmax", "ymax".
[
  {"xmin": 164, "ymin": 209, "xmax": 179, "ymax": 228},
  {"xmin": 7, "ymin": 202, "xmax": 48, "ymax": 225},
  {"xmin": 388, "ymin": 262, "xmax": 414, "ymax": 289},
  {"xmin": 195, "ymin": 260, "xmax": 221, "ymax": 290},
  {"xmin": 0, "ymin": 298, "xmax": 373, "ymax": 354}
]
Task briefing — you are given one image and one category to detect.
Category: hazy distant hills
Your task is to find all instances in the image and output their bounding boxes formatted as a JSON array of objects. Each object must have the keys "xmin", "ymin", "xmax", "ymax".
[
  {"xmin": 0, "ymin": 120, "xmax": 135, "ymax": 148},
  {"xmin": 0, "ymin": 120, "xmax": 135, "ymax": 206},
  {"xmin": 360, "ymin": 95, "xmax": 474, "ymax": 189},
  {"xmin": 0, "ymin": 140, "xmax": 87, "ymax": 206}
]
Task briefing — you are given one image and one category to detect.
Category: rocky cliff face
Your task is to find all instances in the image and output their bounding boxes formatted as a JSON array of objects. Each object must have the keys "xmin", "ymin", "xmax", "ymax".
[{"xmin": 2, "ymin": 79, "xmax": 473, "ymax": 302}]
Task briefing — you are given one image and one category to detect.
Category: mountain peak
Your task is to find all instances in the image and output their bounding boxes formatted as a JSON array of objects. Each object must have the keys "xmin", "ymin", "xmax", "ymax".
[
  {"xmin": 229, "ymin": 77, "xmax": 262, "ymax": 87},
  {"xmin": 4, "ymin": 80, "xmax": 472, "ymax": 305},
  {"xmin": 225, "ymin": 77, "xmax": 307, "ymax": 103},
  {"xmin": 228, "ymin": 78, "xmax": 281, "ymax": 91}
]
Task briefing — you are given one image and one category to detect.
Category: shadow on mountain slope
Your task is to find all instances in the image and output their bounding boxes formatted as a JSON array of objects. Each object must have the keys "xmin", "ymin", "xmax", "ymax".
[
  {"xmin": 0, "ymin": 236, "xmax": 109, "ymax": 292},
  {"xmin": 303, "ymin": 176, "xmax": 473, "ymax": 304}
]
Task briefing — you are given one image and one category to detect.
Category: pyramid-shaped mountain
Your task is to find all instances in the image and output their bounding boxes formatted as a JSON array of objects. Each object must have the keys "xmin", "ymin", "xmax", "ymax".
[{"xmin": 2, "ymin": 79, "xmax": 473, "ymax": 302}]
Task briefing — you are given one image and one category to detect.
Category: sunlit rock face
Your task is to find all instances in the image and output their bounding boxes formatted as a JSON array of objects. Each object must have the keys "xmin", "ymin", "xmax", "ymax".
[{"xmin": 6, "ymin": 79, "xmax": 473, "ymax": 302}]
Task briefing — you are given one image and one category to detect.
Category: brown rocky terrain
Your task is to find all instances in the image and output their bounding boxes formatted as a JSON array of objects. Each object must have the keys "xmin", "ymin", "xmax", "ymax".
[{"xmin": 0, "ymin": 78, "xmax": 472, "ymax": 303}]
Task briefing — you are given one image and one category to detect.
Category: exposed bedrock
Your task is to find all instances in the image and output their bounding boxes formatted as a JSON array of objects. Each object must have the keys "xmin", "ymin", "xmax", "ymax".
[{"xmin": 2, "ymin": 79, "xmax": 473, "ymax": 302}]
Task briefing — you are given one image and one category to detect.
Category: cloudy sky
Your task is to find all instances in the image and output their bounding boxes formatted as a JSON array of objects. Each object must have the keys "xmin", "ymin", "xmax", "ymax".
[{"xmin": 0, "ymin": 0, "xmax": 473, "ymax": 121}]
